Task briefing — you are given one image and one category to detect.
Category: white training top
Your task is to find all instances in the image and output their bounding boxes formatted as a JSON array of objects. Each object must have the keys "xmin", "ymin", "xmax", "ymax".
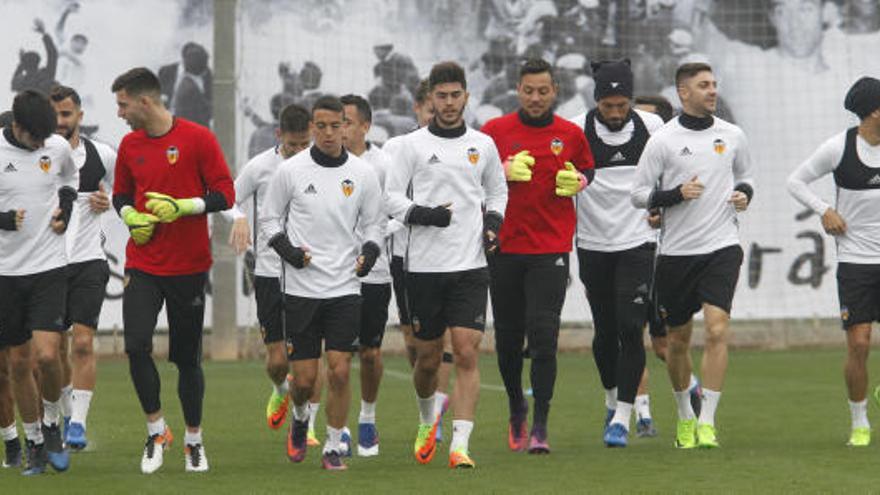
[
  {"xmin": 385, "ymin": 125, "xmax": 508, "ymax": 273},
  {"xmin": 260, "ymin": 146, "xmax": 382, "ymax": 298},
  {"xmin": 787, "ymin": 129, "xmax": 880, "ymax": 264},
  {"xmin": 358, "ymin": 144, "xmax": 392, "ymax": 285},
  {"xmin": 65, "ymin": 138, "xmax": 116, "ymax": 264},
  {"xmin": 631, "ymin": 116, "xmax": 755, "ymax": 256},
  {"xmin": 381, "ymin": 133, "xmax": 409, "ymax": 258},
  {"xmin": 229, "ymin": 146, "xmax": 284, "ymax": 278},
  {"xmin": 572, "ymin": 108, "xmax": 664, "ymax": 251},
  {"xmin": 0, "ymin": 131, "xmax": 78, "ymax": 275}
]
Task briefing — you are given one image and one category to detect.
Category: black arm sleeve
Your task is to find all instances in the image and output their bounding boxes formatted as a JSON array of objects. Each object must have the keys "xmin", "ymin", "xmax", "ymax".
[
  {"xmin": 203, "ymin": 190, "xmax": 229, "ymax": 213},
  {"xmin": 113, "ymin": 193, "xmax": 134, "ymax": 215},
  {"xmin": 356, "ymin": 241, "xmax": 381, "ymax": 278},
  {"xmin": 55, "ymin": 186, "xmax": 77, "ymax": 227},
  {"xmin": 648, "ymin": 186, "xmax": 685, "ymax": 208},
  {"xmin": 268, "ymin": 233, "xmax": 308, "ymax": 268},
  {"xmin": 734, "ymin": 183, "xmax": 754, "ymax": 204},
  {"xmin": 582, "ymin": 168, "xmax": 595, "ymax": 185},
  {"xmin": 0, "ymin": 210, "xmax": 17, "ymax": 231},
  {"xmin": 405, "ymin": 204, "xmax": 452, "ymax": 227}
]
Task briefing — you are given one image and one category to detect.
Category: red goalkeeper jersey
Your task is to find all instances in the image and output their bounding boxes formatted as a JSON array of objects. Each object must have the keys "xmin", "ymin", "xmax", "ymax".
[
  {"xmin": 481, "ymin": 111, "xmax": 594, "ymax": 254},
  {"xmin": 114, "ymin": 118, "xmax": 234, "ymax": 275}
]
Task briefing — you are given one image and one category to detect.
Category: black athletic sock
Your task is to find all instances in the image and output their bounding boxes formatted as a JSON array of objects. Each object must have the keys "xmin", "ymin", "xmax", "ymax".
[
  {"xmin": 128, "ymin": 351, "xmax": 161, "ymax": 415},
  {"xmin": 176, "ymin": 363, "xmax": 205, "ymax": 427},
  {"xmin": 530, "ymin": 356, "xmax": 557, "ymax": 427},
  {"xmin": 616, "ymin": 324, "xmax": 646, "ymax": 404},
  {"xmin": 498, "ymin": 349, "xmax": 526, "ymax": 414}
]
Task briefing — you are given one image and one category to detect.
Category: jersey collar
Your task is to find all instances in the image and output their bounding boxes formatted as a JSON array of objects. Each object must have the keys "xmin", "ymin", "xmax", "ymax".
[
  {"xmin": 517, "ymin": 109, "xmax": 554, "ymax": 128},
  {"xmin": 310, "ymin": 145, "xmax": 348, "ymax": 168}
]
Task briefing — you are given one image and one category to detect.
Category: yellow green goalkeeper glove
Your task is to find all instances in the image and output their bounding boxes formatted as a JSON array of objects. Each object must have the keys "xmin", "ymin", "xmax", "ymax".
[
  {"xmin": 144, "ymin": 191, "xmax": 203, "ymax": 223},
  {"xmin": 121, "ymin": 206, "xmax": 159, "ymax": 246},
  {"xmin": 555, "ymin": 162, "xmax": 587, "ymax": 197},
  {"xmin": 503, "ymin": 150, "xmax": 535, "ymax": 182}
]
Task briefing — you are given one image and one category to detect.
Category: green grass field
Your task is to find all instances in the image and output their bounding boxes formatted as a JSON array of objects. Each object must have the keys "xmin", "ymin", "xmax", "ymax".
[{"xmin": 1, "ymin": 349, "xmax": 878, "ymax": 494}]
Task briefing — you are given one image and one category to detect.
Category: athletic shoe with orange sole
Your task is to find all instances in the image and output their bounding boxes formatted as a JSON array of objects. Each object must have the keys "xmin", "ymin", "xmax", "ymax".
[{"xmin": 141, "ymin": 426, "xmax": 173, "ymax": 474}]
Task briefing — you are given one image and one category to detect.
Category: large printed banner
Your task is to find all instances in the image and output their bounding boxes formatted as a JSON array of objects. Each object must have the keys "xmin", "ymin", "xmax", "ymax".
[{"xmin": 6, "ymin": 1, "xmax": 880, "ymax": 329}]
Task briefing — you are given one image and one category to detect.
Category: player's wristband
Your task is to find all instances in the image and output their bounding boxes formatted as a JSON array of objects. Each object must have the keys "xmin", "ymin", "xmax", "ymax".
[{"xmin": 0, "ymin": 210, "xmax": 18, "ymax": 231}]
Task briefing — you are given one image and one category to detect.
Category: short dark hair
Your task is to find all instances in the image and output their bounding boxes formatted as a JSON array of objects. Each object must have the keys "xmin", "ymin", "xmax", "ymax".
[
  {"xmin": 519, "ymin": 58, "xmax": 555, "ymax": 82},
  {"xmin": 414, "ymin": 79, "xmax": 431, "ymax": 104},
  {"xmin": 634, "ymin": 95, "xmax": 674, "ymax": 122},
  {"xmin": 429, "ymin": 61, "xmax": 467, "ymax": 91},
  {"xmin": 340, "ymin": 94, "xmax": 372, "ymax": 123},
  {"xmin": 0, "ymin": 111, "xmax": 13, "ymax": 128},
  {"xmin": 675, "ymin": 62, "xmax": 713, "ymax": 88},
  {"xmin": 49, "ymin": 84, "xmax": 82, "ymax": 107},
  {"xmin": 12, "ymin": 90, "xmax": 57, "ymax": 140},
  {"xmin": 311, "ymin": 94, "xmax": 344, "ymax": 116},
  {"xmin": 111, "ymin": 67, "xmax": 162, "ymax": 98},
  {"xmin": 279, "ymin": 103, "xmax": 310, "ymax": 133}
]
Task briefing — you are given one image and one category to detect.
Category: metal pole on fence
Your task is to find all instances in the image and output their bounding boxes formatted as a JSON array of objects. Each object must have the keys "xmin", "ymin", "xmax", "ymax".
[{"xmin": 210, "ymin": 0, "xmax": 238, "ymax": 360}]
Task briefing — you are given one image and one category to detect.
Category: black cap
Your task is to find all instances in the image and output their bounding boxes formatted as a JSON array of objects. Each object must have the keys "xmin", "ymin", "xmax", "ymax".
[
  {"xmin": 592, "ymin": 59, "xmax": 633, "ymax": 101},
  {"xmin": 845, "ymin": 77, "xmax": 880, "ymax": 119}
]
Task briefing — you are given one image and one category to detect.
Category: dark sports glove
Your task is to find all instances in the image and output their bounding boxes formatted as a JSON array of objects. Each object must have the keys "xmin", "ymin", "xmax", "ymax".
[
  {"xmin": 0, "ymin": 210, "xmax": 18, "ymax": 231},
  {"xmin": 268, "ymin": 233, "xmax": 309, "ymax": 268},
  {"xmin": 54, "ymin": 186, "xmax": 77, "ymax": 230},
  {"xmin": 483, "ymin": 211, "xmax": 503, "ymax": 256},
  {"xmin": 356, "ymin": 241, "xmax": 381, "ymax": 278},
  {"xmin": 406, "ymin": 204, "xmax": 452, "ymax": 227}
]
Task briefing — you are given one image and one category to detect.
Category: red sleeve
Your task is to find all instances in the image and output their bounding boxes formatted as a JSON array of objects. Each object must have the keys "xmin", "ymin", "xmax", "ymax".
[
  {"xmin": 113, "ymin": 137, "xmax": 133, "ymax": 197},
  {"xmin": 572, "ymin": 128, "xmax": 594, "ymax": 172},
  {"xmin": 198, "ymin": 128, "xmax": 235, "ymax": 208}
]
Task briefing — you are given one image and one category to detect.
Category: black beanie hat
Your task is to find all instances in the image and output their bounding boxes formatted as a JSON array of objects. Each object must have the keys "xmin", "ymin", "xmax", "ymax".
[
  {"xmin": 845, "ymin": 77, "xmax": 880, "ymax": 119},
  {"xmin": 592, "ymin": 59, "xmax": 634, "ymax": 101}
]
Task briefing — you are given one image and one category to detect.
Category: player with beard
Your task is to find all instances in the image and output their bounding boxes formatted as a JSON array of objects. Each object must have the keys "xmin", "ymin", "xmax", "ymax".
[{"xmin": 480, "ymin": 58, "xmax": 593, "ymax": 454}]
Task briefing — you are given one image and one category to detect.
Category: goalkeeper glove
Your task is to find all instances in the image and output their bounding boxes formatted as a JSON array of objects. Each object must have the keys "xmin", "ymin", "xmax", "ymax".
[
  {"xmin": 121, "ymin": 206, "xmax": 159, "ymax": 246},
  {"xmin": 144, "ymin": 191, "xmax": 204, "ymax": 223},
  {"xmin": 503, "ymin": 150, "xmax": 535, "ymax": 182},
  {"xmin": 555, "ymin": 162, "xmax": 587, "ymax": 197}
]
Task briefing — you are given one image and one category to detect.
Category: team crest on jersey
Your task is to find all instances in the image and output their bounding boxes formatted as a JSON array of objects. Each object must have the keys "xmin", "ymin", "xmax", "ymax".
[
  {"xmin": 550, "ymin": 138, "xmax": 564, "ymax": 156},
  {"xmin": 341, "ymin": 179, "xmax": 354, "ymax": 197},
  {"xmin": 166, "ymin": 146, "xmax": 180, "ymax": 165},
  {"xmin": 467, "ymin": 147, "xmax": 480, "ymax": 165},
  {"xmin": 38, "ymin": 155, "xmax": 51, "ymax": 173},
  {"xmin": 713, "ymin": 138, "xmax": 725, "ymax": 154}
]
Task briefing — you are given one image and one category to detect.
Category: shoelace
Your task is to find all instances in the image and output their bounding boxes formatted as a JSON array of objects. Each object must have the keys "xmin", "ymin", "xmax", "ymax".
[
  {"xmin": 143, "ymin": 434, "xmax": 158, "ymax": 459},
  {"xmin": 188, "ymin": 444, "xmax": 202, "ymax": 467}
]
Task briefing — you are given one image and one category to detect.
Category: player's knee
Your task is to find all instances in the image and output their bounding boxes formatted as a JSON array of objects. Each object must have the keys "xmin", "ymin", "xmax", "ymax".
[
  {"xmin": 35, "ymin": 345, "xmax": 59, "ymax": 369},
  {"xmin": 703, "ymin": 324, "xmax": 728, "ymax": 347},
  {"xmin": 453, "ymin": 347, "xmax": 478, "ymax": 372},
  {"xmin": 10, "ymin": 354, "xmax": 32, "ymax": 379},
  {"xmin": 359, "ymin": 347, "xmax": 381, "ymax": 367},
  {"xmin": 72, "ymin": 336, "xmax": 94, "ymax": 361},
  {"xmin": 848, "ymin": 339, "xmax": 871, "ymax": 360}
]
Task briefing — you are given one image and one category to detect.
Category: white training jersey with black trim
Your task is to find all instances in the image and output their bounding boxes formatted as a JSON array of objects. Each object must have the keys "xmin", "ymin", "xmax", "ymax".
[
  {"xmin": 571, "ymin": 108, "xmax": 664, "ymax": 251},
  {"xmin": 385, "ymin": 126, "xmax": 508, "ymax": 273},
  {"xmin": 631, "ymin": 116, "xmax": 755, "ymax": 256},
  {"xmin": 359, "ymin": 144, "xmax": 392, "ymax": 285},
  {"xmin": 0, "ymin": 132, "xmax": 78, "ymax": 275},
  {"xmin": 787, "ymin": 130, "xmax": 880, "ymax": 264},
  {"xmin": 382, "ymin": 134, "xmax": 409, "ymax": 258},
  {"xmin": 260, "ymin": 147, "xmax": 382, "ymax": 298},
  {"xmin": 230, "ymin": 146, "xmax": 283, "ymax": 278},
  {"xmin": 66, "ymin": 138, "xmax": 116, "ymax": 264}
]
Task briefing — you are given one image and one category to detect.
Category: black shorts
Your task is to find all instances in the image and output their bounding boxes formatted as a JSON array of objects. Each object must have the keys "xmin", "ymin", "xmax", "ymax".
[
  {"xmin": 837, "ymin": 263, "xmax": 880, "ymax": 329},
  {"xmin": 654, "ymin": 245, "xmax": 743, "ymax": 327},
  {"xmin": 123, "ymin": 269, "xmax": 207, "ymax": 366},
  {"xmin": 390, "ymin": 256, "xmax": 411, "ymax": 325},
  {"xmin": 0, "ymin": 267, "xmax": 67, "ymax": 348},
  {"xmin": 65, "ymin": 259, "xmax": 110, "ymax": 330},
  {"xmin": 254, "ymin": 275, "xmax": 284, "ymax": 344},
  {"xmin": 360, "ymin": 283, "xmax": 391, "ymax": 349},
  {"xmin": 284, "ymin": 294, "xmax": 361, "ymax": 360},
  {"xmin": 406, "ymin": 267, "xmax": 489, "ymax": 341}
]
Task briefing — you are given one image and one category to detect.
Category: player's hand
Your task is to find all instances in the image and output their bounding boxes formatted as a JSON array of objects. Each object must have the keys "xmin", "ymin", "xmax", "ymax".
[
  {"xmin": 50, "ymin": 208, "xmax": 66, "ymax": 234},
  {"xmin": 647, "ymin": 208, "xmax": 661, "ymax": 229},
  {"xmin": 229, "ymin": 217, "xmax": 251, "ymax": 255},
  {"xmin": 33, "ymin": 18, "xmax": 45, "ymax": 34},
  {"xmin": 555, "ymin": 162, "xmax": 586, "ymax": 197},
  {"xmin": 121, "ymin": 206, "xmax": 160, "ymax": 246},
  {"xmin": 355, "ymin": 241, "xmax": 380, "ymax": 277},
  {"xmin": 679, "ymin": 176, "xmax": 704, "ymax": 200},
  {"xmin": 503, "ymin": 150, "xmax": 535, "ymax": 182},
  {"xmin": 88, "ymin": 183, "xmax": 110, "ymax": 213},
  {"xmin": 483, "ymin": 211, "xmax": 503, "ymax": 256},
  {"xmin": 144, "ymin": 191, "xmax": 199, "ymax": 223},
  {"xmin": 821, "ymin": 208, "xmax": 847, "ymax": 236},
  {"xmin": 408, "ymin": 203, "xmax": 452, "ymax": 227},
  {"xmin": 728, "ymin": 191, "xmax": 749, "ymax": 212}
]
